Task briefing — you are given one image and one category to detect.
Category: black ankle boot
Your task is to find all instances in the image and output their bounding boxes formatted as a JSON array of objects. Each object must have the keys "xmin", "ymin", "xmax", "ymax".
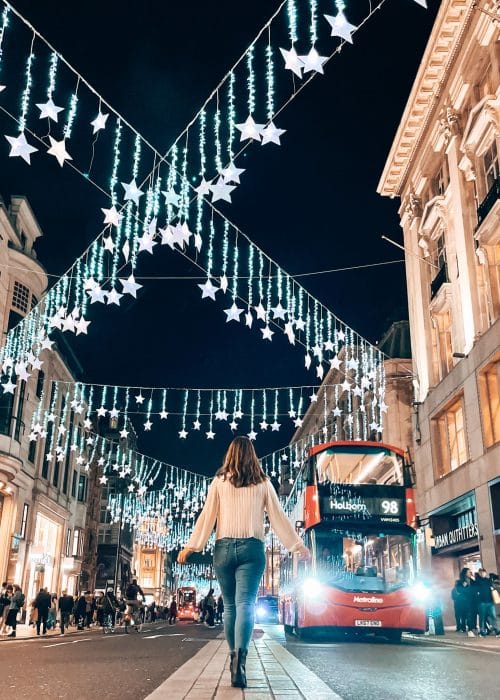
[
  {"xmin": 231, "ymin": 649, "xmax": 247, "ymax": 688},
  {"xmin": 229, "ymin": 651, "xmax": 236, "ymax": 683}
]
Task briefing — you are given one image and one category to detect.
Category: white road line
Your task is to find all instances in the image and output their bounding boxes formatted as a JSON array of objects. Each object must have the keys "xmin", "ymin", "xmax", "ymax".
[{"xmin": 43, "ymin": 637, "xmax": 92, "ymax": 648}]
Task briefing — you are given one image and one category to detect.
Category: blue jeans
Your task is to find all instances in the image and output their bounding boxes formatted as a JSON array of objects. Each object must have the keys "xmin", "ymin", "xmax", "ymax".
[
  {"xmin": 479, "ymin": 602, "xmax": 497, "ymax": 634},
  {"xmin": 213, "ymin": 537, "xmax": 266, "ymax": 653}
]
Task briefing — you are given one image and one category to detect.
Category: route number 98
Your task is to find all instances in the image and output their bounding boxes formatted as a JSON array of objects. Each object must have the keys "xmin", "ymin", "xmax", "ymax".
[{"xmin": 381, "ymin": 500, "xmax": 399, "ymax": 514}]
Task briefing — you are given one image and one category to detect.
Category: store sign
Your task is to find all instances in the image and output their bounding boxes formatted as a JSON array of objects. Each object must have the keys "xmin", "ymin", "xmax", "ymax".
[
  {"xmin": 30, "ymin": 552, "xmax": 53, "ymax": 566},
  {"xmin": 434, "ymin": 523, "xmax": 479, "ymax": 550}
]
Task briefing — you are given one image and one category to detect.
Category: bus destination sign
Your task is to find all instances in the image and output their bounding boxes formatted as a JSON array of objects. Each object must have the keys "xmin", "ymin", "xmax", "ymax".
[{"xmin": 321, "ymin": 485, "xmax": 406, "ymax": 524}]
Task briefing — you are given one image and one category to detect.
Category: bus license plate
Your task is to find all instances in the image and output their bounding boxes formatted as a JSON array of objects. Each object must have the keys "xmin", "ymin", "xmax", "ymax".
[{"xmin": 355, "ymin": 620, "xmax": 382, "ymax": 627}]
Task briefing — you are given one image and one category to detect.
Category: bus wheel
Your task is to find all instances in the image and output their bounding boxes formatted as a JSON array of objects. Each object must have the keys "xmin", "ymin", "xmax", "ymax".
[{"xmin": 385, "ymin": 630, "xmax": 402, "ymax": 643}]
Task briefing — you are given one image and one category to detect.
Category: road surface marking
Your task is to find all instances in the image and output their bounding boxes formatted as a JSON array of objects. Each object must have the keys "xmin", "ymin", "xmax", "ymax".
[{"xmin": 43, "ymin": 637, "xmax": 92, "ymax": 648}]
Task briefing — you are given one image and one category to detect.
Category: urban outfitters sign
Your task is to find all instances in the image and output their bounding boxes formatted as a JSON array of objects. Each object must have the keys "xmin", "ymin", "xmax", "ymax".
[{"xmin": 434, "ymin": 523, "xmax": 479, "ymax": 550}]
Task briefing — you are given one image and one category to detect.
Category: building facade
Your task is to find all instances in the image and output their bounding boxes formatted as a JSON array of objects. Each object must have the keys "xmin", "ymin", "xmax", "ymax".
[
  {"xmin": 0, "ymin": 195, "xmax": 89, "ymax": 599},
  {"xmin": 378, "ymin": 0, "xmax": 499, "ymax": 611}
]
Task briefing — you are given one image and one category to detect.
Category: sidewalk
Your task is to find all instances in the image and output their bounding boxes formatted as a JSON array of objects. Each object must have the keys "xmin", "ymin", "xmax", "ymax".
[
  {"xmin": 145, "ymin": 634, "xmax": 339, "ymax": 700},
  {"xmin": 0, "ymin": 622, "xmax": 99, "ymax": 642},
  {"xmin": 405, "ymin": 629, "xmax": 500, "ymax": 652}
]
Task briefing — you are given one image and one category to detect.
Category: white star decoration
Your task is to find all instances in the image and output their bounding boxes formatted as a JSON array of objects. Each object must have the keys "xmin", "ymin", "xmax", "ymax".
[
  {"xmin": 261, "ymin": 122, "xmax": 286, "ymax": 145},
  {"xmin": 220, "ymin": 163, "xmax": 245, "ymax": 184},
  {"xmin": 5, "ymin": 131, "xmax": 38, "ymax": 164},
  {"xmin": 235, "ymin": 115, "xmax": 265, "ymax": 142},
  {"xmin": 280, "ymin": 47, "xmax": 304, "ymax": 78},
  {"xmin": 300, "ymin": 48, "xmax": 328, "ymax": 74},
  {"xmin": 121, "ymin": 178, "xmax": 144, "ymax": 206},
  {"xmin": 162, "ymin": 188, "xmax": 181, "ymax": 207},
  {"xmin": 101, "ymin": 206, "xmax": 121, "ymax": 227},
  {"xmin": 224, "ymin": 303, "xmax": 243, "ymax": 323},
  {"xmin": 91, "ymin": 111, "xmax": 109, "ymax": 133},
  {"xmin": 195, "ymin": 178, "xmax": 211, "ymax": 197},
  {"xmin": 36, "ymin": 98, "xmax": 64, "ymax": 122},
  {"xmin": 47, "ymin": 136, "xmax": 72, "ymax": 167},
  {"xmin": 198, "ymin": 278, "xmax": 219, "ymax": 301},
  {"xmin": 324, "ymin": 12, "xmax": 357, "ymax": 44},
  {"xmin": 120, "ymin": 274, "xmax": 142, "ymax": 298},
  {"xmin": 210, "ymin": 177, "xmax": 236, "ymax": 203}
]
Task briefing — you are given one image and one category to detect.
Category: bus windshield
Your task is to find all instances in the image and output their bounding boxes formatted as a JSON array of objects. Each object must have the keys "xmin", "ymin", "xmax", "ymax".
[{"xmin": 313, "ymin": 527, "xmax": 415, "ymax": 593}]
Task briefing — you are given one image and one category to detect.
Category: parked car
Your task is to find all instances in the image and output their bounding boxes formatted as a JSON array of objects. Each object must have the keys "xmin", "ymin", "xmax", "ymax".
[{"xmin": 255, "ymin": 595, "xmax": 279, "ymax": 624}]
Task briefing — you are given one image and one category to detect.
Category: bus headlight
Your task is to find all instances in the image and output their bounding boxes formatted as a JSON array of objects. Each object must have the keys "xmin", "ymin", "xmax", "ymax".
[
  {"xmin": 411, "ymin": 582, "xmax": 430, "ymax": 603},
  {"xmin": 256, "ymin": 606, "xmax": 266, "ymax": 618},
  {"xmin": 302, "ymin": 578, "xmax": 322, "ymax": 598}
]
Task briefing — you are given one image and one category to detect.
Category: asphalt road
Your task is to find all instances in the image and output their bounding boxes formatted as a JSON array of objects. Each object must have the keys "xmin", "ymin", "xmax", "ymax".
[
  {"xmin": 2, "ymin": 621, "xmax": 500, "ymax": 700},
  {"xmin": 0, "ymin": 620, "xmax": 220, "ymax": 699},
  {"xmin": 265, "ymin": 626, "xmax": 500, "ymax": 700}
]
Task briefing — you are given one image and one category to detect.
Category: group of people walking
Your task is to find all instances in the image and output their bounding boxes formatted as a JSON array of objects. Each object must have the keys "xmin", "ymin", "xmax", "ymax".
[
  {"xmin": 452, "ymin": 567, "xmax": 499, "ymax": 637},
  {"xmin": 0, "ymin": 583, "xmax": 25, "ymax": 637}
]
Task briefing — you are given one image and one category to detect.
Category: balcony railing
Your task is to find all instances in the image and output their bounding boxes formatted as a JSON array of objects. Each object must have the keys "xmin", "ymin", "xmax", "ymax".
[
  {"xmin": 430, "ymin": 263, "xmax": 449, "ymax": 299},
  {"xmin": 477, "ymin": 176, "xmax": 500, "ymax": 226}
]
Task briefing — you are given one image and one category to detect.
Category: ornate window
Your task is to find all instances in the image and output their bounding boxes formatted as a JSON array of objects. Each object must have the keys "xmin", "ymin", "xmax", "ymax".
[
  {"xmin": 478, "ymin": 354, "xmax": 500, "ymax": 449},
  {"xmin": 11, "ymin": 281, "xmax": 30, "ymax": 313},
  {"xmin": 433, "ymin": 395, "xmax": 468, "ymax": 478}
]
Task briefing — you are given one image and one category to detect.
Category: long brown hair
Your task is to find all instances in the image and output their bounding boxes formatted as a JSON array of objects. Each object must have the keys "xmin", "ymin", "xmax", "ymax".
[{"xmin": 217, "ymin": 436, "xmax": 267, "ymax": 487}]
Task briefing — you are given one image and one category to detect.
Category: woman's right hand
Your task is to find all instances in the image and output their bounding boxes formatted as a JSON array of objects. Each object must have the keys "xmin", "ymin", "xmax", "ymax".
[{"xmin": 296, "ymin": 544, "xmax": 311, "ymax": 561}]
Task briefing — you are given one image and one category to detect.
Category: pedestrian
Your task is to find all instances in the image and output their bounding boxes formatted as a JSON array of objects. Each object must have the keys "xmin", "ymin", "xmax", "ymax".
[
  {"xmin": 452, "ymin": 568, "xmax": 477, "ymax": 636},
  {"xmin": 177, "ymin": 436, "xmax": 310, "ymax": 688},
  {"xmin": 0, "ymin": 583, "xmax": 10, "ymax": 634},
  {"xmin": 169, "ymin": 597, "xmax": 177, "ymax": 625},
  {"xmin": 84, "ymin": 591, "xmax": 94, "ymax": 628},
  {"xmin": 75, "ymin": 592, "xmax": 87, "ymax": 629},
  {"xmin": 204, "ymin": 588, "xmax": 216, "ymax": 628},
  {"xmin": 197, "ymin": 597, "xmax": 205, "ymax": 623},
  {"xmin": 47, "ymin": 593, "xmax": 58, "ymax": 630},
  {"xmin": 6, "ymin": 584, "xmax": 25, "ymax": 637},
  {"xmin": 58, "ymin": 590, "xmax": 74, "ymax": 636},
  {"xmin": 34, "ymin": 587, "xmax": 52, "ymax": 635},
  {"xmin": 475, "ymin": 568, "xmax": 499, "ymax": 637},
  {"xmin": 216, "ymin": 595, "xmax": 224, "ymax": 624}
]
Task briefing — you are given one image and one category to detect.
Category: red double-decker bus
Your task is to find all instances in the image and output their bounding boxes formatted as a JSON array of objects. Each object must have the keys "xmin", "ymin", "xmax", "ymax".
[{"xmin": 280, "ymin": 441, "xmax": 428, "ymax": 641}]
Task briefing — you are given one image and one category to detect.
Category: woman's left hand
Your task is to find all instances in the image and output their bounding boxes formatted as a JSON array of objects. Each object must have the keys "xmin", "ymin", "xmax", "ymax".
[{"xmin": 177, "ymin": 548, "xmax": 194, "ymax": 564}]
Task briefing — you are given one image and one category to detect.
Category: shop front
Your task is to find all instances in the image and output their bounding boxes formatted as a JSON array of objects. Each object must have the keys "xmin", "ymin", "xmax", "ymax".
[
  {"xmin": 490, "ymin": 478, "xmax": 500, "ymax": 572},
  {"xmin": 429, "ymin": 492, "xmax": 481, "ymax": 624},
  {"xmin": 26, "ymin": 511, "xmax": 62, "ymax": 600}
]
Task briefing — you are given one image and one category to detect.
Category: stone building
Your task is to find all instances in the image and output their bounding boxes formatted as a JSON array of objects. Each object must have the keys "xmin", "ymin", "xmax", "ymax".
[
  {"xmin": 378, "ymin": 0, "xmax": 499, "ymax": 609},
  {"xmin": 0, "ymin": 195, "xmax": 88, "ymax": 598}
]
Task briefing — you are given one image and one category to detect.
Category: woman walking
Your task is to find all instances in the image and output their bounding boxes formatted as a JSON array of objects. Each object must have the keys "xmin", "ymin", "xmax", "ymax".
[{"xmin": 178, "ymin": 437, "xmax": 309, "ymax": 688}]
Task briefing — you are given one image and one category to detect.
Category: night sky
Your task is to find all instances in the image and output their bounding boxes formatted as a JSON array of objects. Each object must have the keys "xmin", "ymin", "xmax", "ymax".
[{"xmin": 0, "ymin": 0, "xmax": 440, "ymax": 476}]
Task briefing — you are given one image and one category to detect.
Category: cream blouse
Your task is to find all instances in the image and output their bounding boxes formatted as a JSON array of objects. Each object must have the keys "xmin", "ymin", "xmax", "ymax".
[{"xmin": 185, "ymin": 476, "xmax": 303, "ymax": 553}]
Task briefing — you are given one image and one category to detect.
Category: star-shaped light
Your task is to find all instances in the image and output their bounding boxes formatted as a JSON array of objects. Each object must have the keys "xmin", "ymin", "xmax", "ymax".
[
  {"xmin": 234, "ymin": 409, "xmax": 243, "ymax": 420},
  {"xmin": 160, "ymin": 410, "xmax": 169, "ymax": 420},
  {"xmin": 210, "ymin": 176, "xmax": 236, "ymax": 203},
  {"xmin": 413, "ymin": 0, "xmax": 428, "ymax": 7},
  {"xmin": 0, "ymin": 85, "xmax": 5, "ymax": 93},
  {"xmin": 106, "ymin": 288, "xmax": 123, "ymax": 306},
  {"xmin": 91, "ymin": 111, "xmax": 109, "ymax": 133},
  {"xmin": 261, "ymin": 325, "xmax": 274, "ymax": 341},
  {"xmin": 279, "ymin": 47, "xmax": 304, "ymax": 78},
  {"xmin": 99, "ymin": 475, "xmax": 108, "ymax": 485},
  {"xmin": 254, "ymin": 303, "xmax": 267, "ymax": 322},
  {"xmin": 230, "ymin": 420, "xmax": 238, "ymax": 431},
  {"xmin": 103, "ymin": 236, "xmax": 115, "ymax": 254},
  {"xmin": 162, "ymin": 188, "xmax": 181, "ymax": 207},
  {"xmin": 333, "ymin": 406, "xmax": 342, "ymax": 418},
  {"xmin": 330, "ymin": 356, "xmax": 342, "ymax": 370},
  {"xmin": 5, "ymin": 131, "xmax": 38, "ymax": 164},
  {"xmin": 220, "ymin": 163, "xmax": 245, "ymax": 184},
  {"xmin": 101, "ymin": 205, "xmax": 121, "ymax": 227},
  {"xmin": 2, "ymin": 378, "xmax": 16, "ymax": 394},
  {"xmin": 235, "ymin": 115, "xmax": 265, "ymax": 142},
  {"xmin": 138, "ymin": 231, "xmax": 157, "ymax": 254},
  {"xmin": 247, "ymin": 430, "xmax": 257, "ymax": 441},
  {"xmin": 324, "ymin": 340, "xmax": 335, "ymax": 352},
  {"xmin": 61, "ymin": 316, "xmax": 75, "ymax": 333},
  {"xmin": 88, "ymin": 285, "xmax": 106, "ymax": 304},
  {"xmin": 271, "ymin": 421, "xmax": 281, "ymax": 432},
  {"xmin": 144, "ymin": 419, "xmax": 153, "ymax": 431},
  {"xmin": 206, "ymin": 430, "xmax": 215, "ymax": 440},
  {"xmin": 179, "ymin": 429, "xmax": 188, "ymax": 439},
  {"xmin": 293, "ymin": 417, "xmax": 303, "ymax": 428},
  {"xmin": 121, "ymin": 178, "xmax": 144, "ymax": 206},
  {"xmin": 36, "ymin": 98, "xmax": 64, "ymax": 122},
  {"xmin": 224, "ymin": 302, "xmax": 243, "ymax": 322},
  {"xmin": 284, "ymin": 322, "xmax": 295, "ymax": 344},
  {"xmin": 245, "ymin": 310, "xmax": 253, "ymax": 328},
  {"xmin": 198, "ymin": 278, "xmax": 219, "ymax": 301},
  {"xmin": 120, "ymin": 274, "xmax": 142, "ymax": 298},
  {"xmin": 109, "ymin": 408, "xmax": 119, "ymax": 420},
  {"xmin": 135, "ymin": 393, "xmax": 145, "ymax": 405},
  {"xmin": 259, "ymin": 420, "xmax": 269, "ymax": 431},
  {"xmin": 195, "ymin": 178, "xmax": 211, "ymax": 197},
  {"xmin": 75, "ymin": 317, "xmax": 90, "ymax": 335},
  {"xmin": 316, "ymin": 365, "xmax": 324, "ymax": 380},
  {"xmin": 120, "ymin": 428, "xmax": 129, "ymax": 439},
  {"xmin": 193, "ymin": 419, "xmax": 201, "ymax": 430},
  {"xmin": 310, "ymin": 392, "xmax": 318, "ymax": 403},
  {"xmin": 300, "ymin": 48, "xmax": 328, "ymax": 74},
  {"xmin": 295, "ymin": 318, "xmax": 306, "ymax": 331},
  {"xmin": 337, "ymin": 330, "xmax": 346, "ymax": 341},
  {"xmin": 271, "ymin": 302, "xmax": 287, "ymax": 320},
  {"xmin": 261, "ymin": 122, "xmax": 286, "ymax": 146},
  {"xmin": 324, "ymin": 11, "xmax": 357, "ymax": 43},
  {"xmin": 220, "ymin": 274, "xmax": 229, "ymax": 293},
  {"xmin": 96, "ymin": 406, "xmax": 107, "ymax": 418},
  {"xmin": 341, "ymin": 380, "xmax": 351, "ymax": 392}
]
